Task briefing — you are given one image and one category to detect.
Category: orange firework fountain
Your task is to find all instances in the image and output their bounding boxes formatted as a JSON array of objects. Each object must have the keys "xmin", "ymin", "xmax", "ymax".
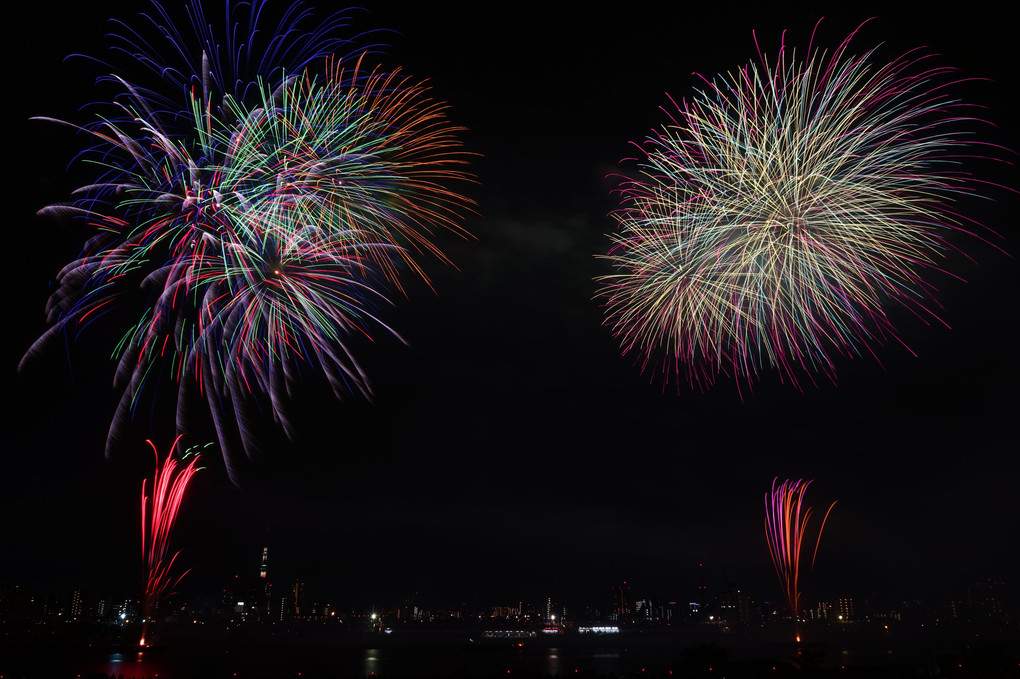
[{"xmin": 764, "ymin": 478, "xmax": 836, "ymax": 639}]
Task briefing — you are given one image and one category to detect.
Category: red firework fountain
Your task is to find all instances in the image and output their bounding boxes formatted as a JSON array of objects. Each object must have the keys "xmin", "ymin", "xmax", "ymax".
[{"xmin": 139, "ymin": 436, "xmax": 202, "ymax": 646}]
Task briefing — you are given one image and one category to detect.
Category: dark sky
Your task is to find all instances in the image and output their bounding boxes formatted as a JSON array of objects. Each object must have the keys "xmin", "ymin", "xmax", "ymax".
[{"xmin": 3, "ymin": 2, "xmax": 1018, "ymax": 615}]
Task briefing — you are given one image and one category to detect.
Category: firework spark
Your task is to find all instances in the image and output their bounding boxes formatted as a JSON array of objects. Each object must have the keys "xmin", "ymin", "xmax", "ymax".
[
  {"xmin": 764, "ymin": 477, "xmax": 836, "ymax": 621},
  {"xmin": 140, "ymin": 437, "xmax": 204, "ymax": 645},
  {"xmin": 598, "ymin": 20, "xmax": 999, "ymax": 391},
  {"xmin": 22, "ymin": 2, "xmax": 474, "ymax": 482}
]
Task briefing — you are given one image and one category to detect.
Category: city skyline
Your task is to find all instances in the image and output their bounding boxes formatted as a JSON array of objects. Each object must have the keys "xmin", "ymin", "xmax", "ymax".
[{"xmin": 4, "ymin": 566, "xmax": 1014, "ymax": 634}]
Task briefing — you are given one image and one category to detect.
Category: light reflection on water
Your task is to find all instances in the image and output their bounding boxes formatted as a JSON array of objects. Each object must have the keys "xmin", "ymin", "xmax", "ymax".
[
  {"xmin": 89, "ymin": 649, "xmax": 169, "ymax": 677},
  {"xmin": 9, "ymin": 627, "xmax": 1017, "ymax": 679},
  {"xmin": 546, "ymin": 646, "xmax": 561, "ymax": 675},
  {"xmin": 363, "ymin": 647, "xmax": 380, "ymax": 675},
  {"xmin": 78, "ymin": 645, "xmax": 662, "ymax": 679},
  {"xmin": 7, "ymin": 630, "xmax": 742, "ymax": 677},
  {"xmin": 352, "ymin": 644, "xmax": 638, "ymax": 677}
]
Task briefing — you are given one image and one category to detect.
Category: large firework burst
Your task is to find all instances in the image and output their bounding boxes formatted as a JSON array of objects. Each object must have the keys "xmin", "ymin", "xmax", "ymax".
[
  {"xmin": 22, "ymin": 2, "xmax": 473, "ymax": 482},
  {"xmin": 598, "ymin": 21, "xmax": 997, "ymax": 391}
]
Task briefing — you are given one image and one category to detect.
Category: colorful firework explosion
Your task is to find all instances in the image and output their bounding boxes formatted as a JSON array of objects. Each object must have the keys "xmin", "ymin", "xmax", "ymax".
[
  {"xmin": 22, "ymin": 2, "xmax": 474, "ymax": 482},
  {"xmin": 598, "ymin": 21, "xmax": 999, "ymax": 391},
  {"xmin": 140, "ymin": 437, "xmax": 204, "ymax": 644},
  {"xmin": 764, "ymin": 477, "xmax": 836, "ymax": 620}
]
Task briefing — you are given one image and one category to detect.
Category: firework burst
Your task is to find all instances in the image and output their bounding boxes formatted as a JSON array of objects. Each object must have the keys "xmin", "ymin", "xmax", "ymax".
[
  {"xmin": 597, "ymin": 21, "xmax": 999, "ymax": 391},
  {"xmin": 22, "ymin": 2, "xmax": 474, "ymax": 482}
]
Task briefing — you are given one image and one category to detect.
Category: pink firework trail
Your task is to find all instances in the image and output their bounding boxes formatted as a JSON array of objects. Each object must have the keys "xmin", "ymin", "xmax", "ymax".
[
  {"xmin": 764, "ymin": 478, "xmax": 836, "ymax": 621},
  {"xmin": 140, "ymin": 437, "xmax": 203, "ymax": 644}
]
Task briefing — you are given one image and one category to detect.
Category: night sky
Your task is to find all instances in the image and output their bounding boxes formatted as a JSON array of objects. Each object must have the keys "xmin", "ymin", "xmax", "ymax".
[{"xmin": 3, "ymin": 2, "xmax": 1018, "ymax": 615}]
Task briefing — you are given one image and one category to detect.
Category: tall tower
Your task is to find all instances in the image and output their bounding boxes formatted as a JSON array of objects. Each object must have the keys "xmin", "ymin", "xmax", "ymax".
[
  {"xmin": 293, "ymin": 578, "xmax": 306, "ymax": 618},
  {"xmin": 611, "ymin": 581, "xmax": 631, "ymax": 617},
  {"xmin": 256, "ymin": 545, "xmax": 272, "ymax": 621},
  {"xmin": 697, "ymin": 563, "xmax": 708, "ymax": 608}
]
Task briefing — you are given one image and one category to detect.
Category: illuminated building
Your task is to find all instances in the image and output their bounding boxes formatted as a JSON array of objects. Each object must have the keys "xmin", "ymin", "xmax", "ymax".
[
  {"xmin": 70, "ymin": 589, "xmax": 82, "ymax": 619},
  {"xmin": 634, "ymin": 598, "xmax": 657, "ymax": 621},
  {"xmin": 837, "ymin": 597, "xmax": 855, "ymax": 622},
  {"xmin": 492, "ymin": 603, "xmax": 522, "ymax": 618}
]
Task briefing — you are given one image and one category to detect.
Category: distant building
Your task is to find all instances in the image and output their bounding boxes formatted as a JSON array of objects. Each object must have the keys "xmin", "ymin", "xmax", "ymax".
[
  {"xmin": 492, "ymin": 603, "xmax": 522, "ymax": 618},
  {"xmin": 634, "ymin": 598, "xmax": 658, "ymax": 621},
  {"xmin": 716, "ymin": 587, "xmax": 760, "ymax": 630},
  {"xmin": 969, "ymin": 577, "xmax": 1009, "ymax": 624},
  {"xmin": 812, "ymin": 601, "xmax": 833, "ymax": 621}
]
